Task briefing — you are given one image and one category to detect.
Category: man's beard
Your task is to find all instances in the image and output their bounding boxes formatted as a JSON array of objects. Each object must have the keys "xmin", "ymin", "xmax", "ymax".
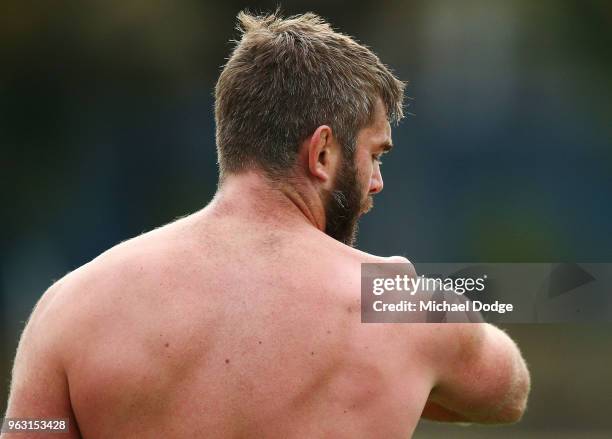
[{"xmin": 323, "ymin": 154, "xmax": 372, "ymax": 247}]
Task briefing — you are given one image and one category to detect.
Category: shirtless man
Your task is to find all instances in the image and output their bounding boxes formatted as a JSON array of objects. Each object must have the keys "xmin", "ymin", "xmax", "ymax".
[{"xmin": 2, "ymin": 11, "xmax": 530, "ymax": 438}]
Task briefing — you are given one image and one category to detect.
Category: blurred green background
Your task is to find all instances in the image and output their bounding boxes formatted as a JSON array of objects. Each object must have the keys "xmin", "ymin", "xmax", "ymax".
[{"xmin": 1, "ymin": 0, "xmax": 611, "ymax": 436}]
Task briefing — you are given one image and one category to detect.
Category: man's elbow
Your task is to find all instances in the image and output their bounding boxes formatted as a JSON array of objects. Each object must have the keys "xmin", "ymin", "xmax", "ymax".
[{"xmin": 494, "ymin": 356, "xmax": 531, "ymax": 424}]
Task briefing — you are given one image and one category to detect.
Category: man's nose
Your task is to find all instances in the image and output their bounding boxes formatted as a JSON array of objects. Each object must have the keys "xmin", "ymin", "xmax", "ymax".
[{"xmin": 369, "ymin": 168, "xmax": 384, "ymax": 194}]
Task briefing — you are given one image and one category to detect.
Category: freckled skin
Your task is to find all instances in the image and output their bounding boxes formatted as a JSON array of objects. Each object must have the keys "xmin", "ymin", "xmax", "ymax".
[{"xmin": 3, "ymin": 101, "xmax": 529, "ymax": 438}]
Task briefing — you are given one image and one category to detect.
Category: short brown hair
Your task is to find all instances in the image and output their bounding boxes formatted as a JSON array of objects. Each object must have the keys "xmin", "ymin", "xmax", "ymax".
[{"xmin": 215, "ymin": 11, "xmax": 405, "ymax": 179}]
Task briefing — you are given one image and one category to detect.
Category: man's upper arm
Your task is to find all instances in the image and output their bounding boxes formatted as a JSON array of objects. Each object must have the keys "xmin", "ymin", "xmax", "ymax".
[
  {"xmin": 424, "ymin": 323, "xmax": 531, "ymax": 424},
  {"xmin": 2, "ymin": 283, "xmax": 80, "ymax": 438}
]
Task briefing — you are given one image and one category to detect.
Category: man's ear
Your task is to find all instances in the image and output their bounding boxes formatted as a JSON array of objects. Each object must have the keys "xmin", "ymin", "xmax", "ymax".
[{"xmin": 306, "ymin": 125, "xmax": 340, "ymax": 183}]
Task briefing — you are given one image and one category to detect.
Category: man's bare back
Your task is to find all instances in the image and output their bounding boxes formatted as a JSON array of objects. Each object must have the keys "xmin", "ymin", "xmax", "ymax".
[
  {"xmin": 2, "ymin": 175, "xmax": 529, "ymax": 438},
  {"xmin": 9, "ymin": 182, "xmax": 426, "ymax": 437}
]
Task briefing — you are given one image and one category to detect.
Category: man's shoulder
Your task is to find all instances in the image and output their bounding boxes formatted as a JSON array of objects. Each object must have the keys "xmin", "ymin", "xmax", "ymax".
[
  {"xmin": 54, "ymin": 232, "xmax": 160, "ymax": 295},
  {"xmin": 320, "ymin": 246, "xmax": 416, "ymax": 305},
  {"xmin": 36, "ymin": 222, "xmax": 186, "ymax": 330},
  {"xmin": 66, "ymin": 215, "xmax": 193, "ymax": 284},
  {"xmin": 339, "ymin": 245, "xmax": 416, "ymax": 273}
]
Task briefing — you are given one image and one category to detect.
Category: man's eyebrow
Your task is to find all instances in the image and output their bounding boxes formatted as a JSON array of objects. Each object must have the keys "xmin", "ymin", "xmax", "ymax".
[{"xmin": 381, "ymin": 142, "xmax": 394, "ymax": 152}]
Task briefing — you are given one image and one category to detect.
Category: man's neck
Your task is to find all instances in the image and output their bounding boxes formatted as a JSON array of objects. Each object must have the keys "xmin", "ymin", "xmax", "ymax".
[{"xmin": 208, "ymin": 171, "xmax": 326, "ymax": 232}]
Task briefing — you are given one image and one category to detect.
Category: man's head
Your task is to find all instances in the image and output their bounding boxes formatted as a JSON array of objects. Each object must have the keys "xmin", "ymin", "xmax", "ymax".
[
  {"xmin": 215, "ymin": 11, "xmax": 404, "ymax": 245},
  {"xmin": 319, "ymin": 98, "xmax": 393, "ymax": 245}
]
